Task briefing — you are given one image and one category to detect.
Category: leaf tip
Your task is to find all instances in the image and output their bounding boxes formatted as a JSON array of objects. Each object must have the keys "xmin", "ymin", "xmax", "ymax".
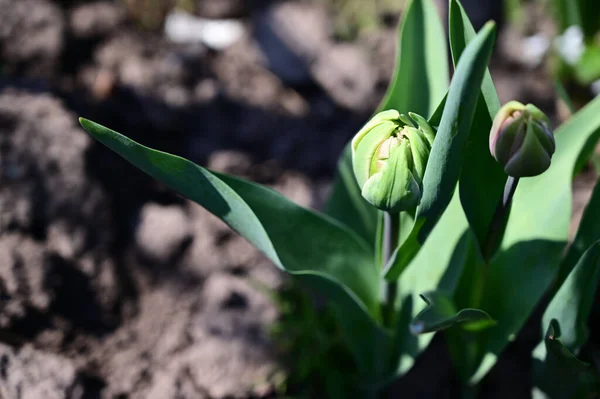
[
  {"xmin": 482, "ymin": 20, "xmax": 497, "ymax": 35},
  {"xmin": 79, "ymin": 117, "xmax": 95, "ymax": 131}
]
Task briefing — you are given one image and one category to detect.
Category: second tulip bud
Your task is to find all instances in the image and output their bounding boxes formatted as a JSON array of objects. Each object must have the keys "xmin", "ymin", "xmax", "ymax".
[{"xmin": 489, "ymin": 101, "xmax": 555, "ymax": 178}]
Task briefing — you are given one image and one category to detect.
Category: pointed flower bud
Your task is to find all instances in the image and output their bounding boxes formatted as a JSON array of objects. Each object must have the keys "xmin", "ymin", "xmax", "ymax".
[
  {"xmin": 351, "ymin": 110, "xmax": 435, "ymax": 213},
  {"xmin": 489, "ymin": 101, "xmax": 555, "ymax": 178}
]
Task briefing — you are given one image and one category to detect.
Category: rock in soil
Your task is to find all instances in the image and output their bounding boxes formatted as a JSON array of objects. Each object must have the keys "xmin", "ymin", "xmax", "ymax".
[
  {"xmin": 0, "ymin": 343, "xmax": 78, "ymax": 399},
  {"xmin": 0, "ymin": 0, "xmax": 65, "ymax": 78}
]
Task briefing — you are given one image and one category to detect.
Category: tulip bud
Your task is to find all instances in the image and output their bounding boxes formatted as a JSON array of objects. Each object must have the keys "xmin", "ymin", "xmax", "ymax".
[
  {"xmin": 352, "ymin": 110, "xmax": 434, "ymax": 213},
  {"xmin": 489, "ymin": 101, "xmax": 555, "ymax": 178}
]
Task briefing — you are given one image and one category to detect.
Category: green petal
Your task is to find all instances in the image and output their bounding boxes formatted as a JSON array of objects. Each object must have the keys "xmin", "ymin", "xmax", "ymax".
[
  {"xmin": 362, "ymin": 141, "xmax": 420, "ymax": 212},
  {"xmin": 504, "ymin": 120, "xmax": 552, "ymax": 177},
  {"xmin": 353, "ymin": 121, "xmax": 398, "ymax": 188}
]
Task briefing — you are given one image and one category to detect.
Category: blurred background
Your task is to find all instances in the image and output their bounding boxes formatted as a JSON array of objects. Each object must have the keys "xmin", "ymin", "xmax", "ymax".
[{"xmin": 0, "ymin": 0, "xmax": 599, "ymax": 398}]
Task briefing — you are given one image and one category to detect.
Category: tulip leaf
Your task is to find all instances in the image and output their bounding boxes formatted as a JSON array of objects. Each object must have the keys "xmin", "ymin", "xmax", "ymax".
[
  {"xmin": 410, "ymin": 291, "xmax": 495, "ymax": 335},
  {"xmin": 543, "ymin": 241, "xmax": 600, "ymax": 356},
  {"xmin": 448, "ymin": 0, "xmax": 500, "ymax": 117},
  {"xmin": 558, "ymin": 178, "xmax": 600, "ymax": 287},
  {"xmin": 378, "ymin": 0, "xmax": 449, "ymax": 117},
  {"xmin": 555, "ymin": 79, "xmax": 576, "ymax": 115},
  {"xmin": 325, "ymin": 0, "xmax": 448, "ymax": 249},
  {"xmin": 393, "ymin": 192, "xmax": 471, "ymax": 374},
  {"xmin": 324, "ymin": 145, "xmax": 378, "ymax": 247},
  {"xmin": 428, "ymin": 93, "xmax": 447, "ymax": 128},
  {"xmin": 298, "ymin": 274, "xmax": 392, "ymax": 384},
  {"xmin": 533, "ymin": 320, "xmax": 600, "ymax": 399},
  {"xmin": 384, "ymin": 22, "xmax": 497, "ymax": 281},
  {"xmin": 468, "ymin": 239, "xmax": 565, "ymax": 382},
  {"xmin": 442, "ymin": 229, "xmax": 495, "ymax": 381},
  {"xmin": 449, "ymin": 0, "xmax": 506, "ymax": 257},
  {"xmin": 78, "ymin": 119, "xmax": 380, "ymax": 320}
]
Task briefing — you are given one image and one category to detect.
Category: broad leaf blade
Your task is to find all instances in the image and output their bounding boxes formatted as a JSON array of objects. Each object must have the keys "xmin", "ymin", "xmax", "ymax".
[
  {"xmin": 410, "ymin": 292, "xmax": 495, "ymax": 335},
  {"xmin": 534, "ymin": 320, "xmax": 600, "ymax": 399},
  {"xmin": 555, "ymin": 79, "xmax": 576, "ymax": 115},
  {"xmin": 394, "ymin": 192, "xmax": 470, "ymax": 374},
  {"xmin": 298, "ymin": 274, "xmax": 392, "ymax": 384},
  {"xmin": 79, "ymin": 118, "xmax": 380, "ymax": 316},
  {"xmin": 543, "ymin": 241, "xmax": 600, "ymax": 354},
  {"xmin": 324, "ymin": 146, "xmax": 378, "ymax": 247},
  {"xmin": 558, "ymin": 178, "xmax": 600, "ymax": 286},
  {"xmin": 470, "ymin": 239, "xmax": 565, "ymax": 382},
  {"xmin": 378, "ymin": 0, "xmax": 449, "ymax": 116},
  {"xmin": 384, "ymin": 22, "xmax": 498, "ymax": 281}
]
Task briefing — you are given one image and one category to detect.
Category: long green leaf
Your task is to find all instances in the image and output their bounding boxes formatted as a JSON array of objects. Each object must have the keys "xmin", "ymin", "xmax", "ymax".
[
  {"xmin": 378, "ymin": 0, "xmax": 449, "ymax": 116},
  {"xmin": 558, "ymin": 178, "xmax": 600, "ymax": 286},
  {"xmin": 449, "ymin": 0, "xmax": 506, "ymax": 255},
  {"xmin": 470, "ymin": 239, "xmax": 565, "ymax": 382},
  {"xmin": 394, "ymin": 192, "xmax": 470, "ymax": 374},
  {"xmin": 533, "ymin": 320, "xmax": 600, "ymax": 399},
  {"xmin": 298, "ymin": 274, "xmax": 392, "ymax": 384},
  {"xmin": 324, "ymin": 146, "xmax": 378, "ymax": 247},
  {"xmin": 444, "ymin": 229, "xmax": 491, "ymax": 381},
  {"xmin": 384, "ymin": 22, "xmax": 497, "ymax": 281},
  {"xmin": 78, "ymin": 119, "xmax": 380, "ymax": 317},
  {"xmin": 448, "ymin": 0, "xmax": 500, "ymax": 118},
  {"xmin": 543, "ymin": 241, "xmax": 600, "ymax": 355}
]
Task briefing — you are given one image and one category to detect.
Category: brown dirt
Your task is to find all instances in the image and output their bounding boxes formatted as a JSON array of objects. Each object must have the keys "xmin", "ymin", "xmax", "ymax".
[{"xmin": 0, "ymin": 1, "xmax": 596, "ymax": 398}]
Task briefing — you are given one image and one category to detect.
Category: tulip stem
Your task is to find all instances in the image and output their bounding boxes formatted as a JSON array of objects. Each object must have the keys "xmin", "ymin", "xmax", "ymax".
[
  {"xmin": 483, "ymin": 176, "xmax": 520, "ymax": 261},
  {"xmin": 382, "ymin": 212, "xmax": 399, "ymax": 327}
]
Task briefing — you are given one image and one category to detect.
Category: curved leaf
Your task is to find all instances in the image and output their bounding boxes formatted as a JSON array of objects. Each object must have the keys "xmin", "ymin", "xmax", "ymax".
[
  {"xmin": 384, "ymin": 22, "xmax": 497, "ymax": 281},
  {"xmin": 449, "ymin": 0, "xmax": 506, "ymax": 256},
  {"xmin": 534, "ymin": 320, "xmax": 600, "ymax": 399},
  {"xmin": 410, "ymin": 291, "xmax": 495, "ymax": 335},
  {"xmin": 78, "ymin": 118, "xmax": 380, "ymax": 317},
  {"xmin": 543, "ymin": 241, "xmax": 600, "ymax": 354},
  {"xmin": 324, "ymin": 146, "xmax": 378, "ymax": 247},
  {"xmin": 394, "ymin": 192, "xmax": 470, "ymax": 374},
  {"xmin": 378, "ymin": 0, "xmax": 449, "ymax": 116},
  {"xmin": 470, "ymin": 239, "xmax": 565, "ymax": 382},
  {"xmin": 558, "ymin": 177, "xmax": 600, "ymax": 287},
  {"xmin": 297, "ymin": 274, "xmax": 392, "ymax": 385},
  {"xmin": 448, "ymin": 0, "xmax": 500, "ymax": 117}
]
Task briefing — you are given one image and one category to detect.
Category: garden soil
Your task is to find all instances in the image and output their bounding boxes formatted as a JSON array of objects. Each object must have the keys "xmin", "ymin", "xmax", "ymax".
[{"xmin": 0, "ymin": 1, "xmax": 596, "ymax": 398}]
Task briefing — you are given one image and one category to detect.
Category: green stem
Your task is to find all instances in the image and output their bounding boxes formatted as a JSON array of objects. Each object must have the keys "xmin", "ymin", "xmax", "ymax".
[
  {"xmin": 382, "ymin": 212, "xmax": 400, "ymax": 327},
  {"xmin": 482, "ymin": 176, "xmax": 520, "ymax": 262}
]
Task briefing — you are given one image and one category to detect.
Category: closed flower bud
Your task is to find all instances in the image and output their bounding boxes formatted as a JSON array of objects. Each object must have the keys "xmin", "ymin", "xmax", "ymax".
[
  {"xmin": 352, "ymin": 110, "xmax": 434, "ymax": 213},
  {"xmin": 489, "ymin": 101, "xmax": 555, "ymax": 178}
]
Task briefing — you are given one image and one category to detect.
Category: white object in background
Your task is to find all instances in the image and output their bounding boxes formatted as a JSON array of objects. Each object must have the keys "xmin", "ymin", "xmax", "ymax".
[
  {"xmin": 521, "ymin": 34, "xmax": 550, "ymax": 68},
  {"xmin": 165, "ymin": 10, "xmax": 244, "ymax": 50},
  {"xmin": 555, "ymin": 25, "xmax": 585, "ymax": 65},
  {"xmin": 590, "ymin": 79, "xmax": 600, "ymax": 97}
]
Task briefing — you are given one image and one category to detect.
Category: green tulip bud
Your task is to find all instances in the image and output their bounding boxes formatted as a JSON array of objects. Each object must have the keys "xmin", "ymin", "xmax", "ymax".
[
  {"xmin": 489, "ymin": 101, "xmax": 555, "ymax": 178},
  {"xmin": 352, "ymin": 110, "xmax": 434, "ymax": 213}
]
